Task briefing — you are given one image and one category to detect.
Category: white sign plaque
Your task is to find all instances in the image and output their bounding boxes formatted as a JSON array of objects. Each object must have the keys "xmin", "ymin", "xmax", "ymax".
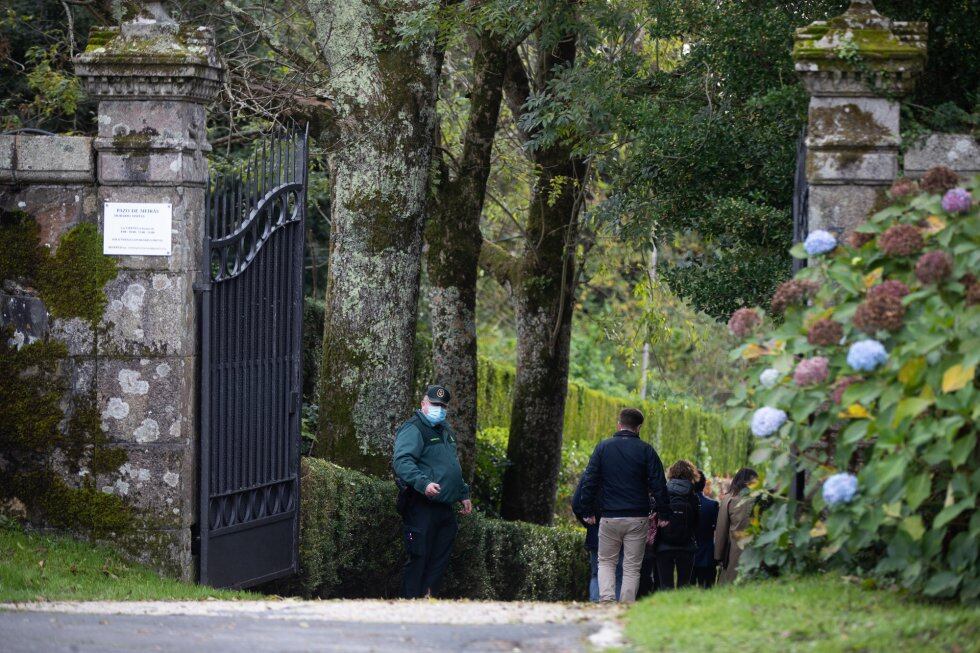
[{"xmin": 103, "ymin": 202, "xmax": 173, "ymax": 256}]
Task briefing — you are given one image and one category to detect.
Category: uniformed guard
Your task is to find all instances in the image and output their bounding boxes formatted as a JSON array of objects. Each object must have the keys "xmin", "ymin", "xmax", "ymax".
[{"xmin": 392, "ymin": 384, "xmax": 472, "ymax": 599}]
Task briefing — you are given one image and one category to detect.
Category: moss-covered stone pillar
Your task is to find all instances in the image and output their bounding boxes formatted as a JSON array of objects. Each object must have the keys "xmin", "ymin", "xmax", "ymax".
[
  {"xmin": 74, "ymin": 2, "xmax": 222, "ymax": 580},
  {"xmin": 793, "ymin": 0, "xmax": 926, "ymax": 236}
]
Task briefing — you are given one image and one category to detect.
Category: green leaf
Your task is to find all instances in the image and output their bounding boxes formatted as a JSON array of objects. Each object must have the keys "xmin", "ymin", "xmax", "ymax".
[
  {"xmin": 935, "ymin": 498, "xmax": 975, "ymax": 530},
  {"xmin": 900, "ymin": 515, "xmax": 925, "ymax": 541},
  {"xmin": 891, "ymin": 397, "xmax": 933, "ymax": 427},
  {"xmin": 905, "ymin": 472, "xmax": 932, "ymax": 511},
  {"xmin": 951, "ymin": 433, "xmax": 976, "ymax": 468},
  {"xmin": 923, "ymin": 571, "xmax": 961, "ymax": 597}
]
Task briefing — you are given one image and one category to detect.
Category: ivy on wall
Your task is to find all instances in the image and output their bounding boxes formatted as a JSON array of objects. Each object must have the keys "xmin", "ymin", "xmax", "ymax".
[{"xmin": 0, "ymin": 209, "xmax": 131, "ymax": 539}]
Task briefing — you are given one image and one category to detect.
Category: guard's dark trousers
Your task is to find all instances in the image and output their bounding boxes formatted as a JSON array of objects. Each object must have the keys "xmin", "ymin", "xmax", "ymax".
[{"xmin": 401, "ymin": 498, "xmax": 458, "ymax": 598}]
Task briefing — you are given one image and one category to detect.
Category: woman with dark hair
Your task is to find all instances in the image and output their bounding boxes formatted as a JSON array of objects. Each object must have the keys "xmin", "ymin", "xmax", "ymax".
[
  {"xmin": 714, "ymin": 467, "xmax": 758, "ymax": 585},
  {"xmin": 655, "ymin": 460, "xmax": 701, "ymax": 589}
]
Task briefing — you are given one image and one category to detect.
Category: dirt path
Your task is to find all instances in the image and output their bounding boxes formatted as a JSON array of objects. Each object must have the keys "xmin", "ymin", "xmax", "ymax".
[{"xmin": 0, "ymin": 599, "xmax": 626, "ymax": 652}]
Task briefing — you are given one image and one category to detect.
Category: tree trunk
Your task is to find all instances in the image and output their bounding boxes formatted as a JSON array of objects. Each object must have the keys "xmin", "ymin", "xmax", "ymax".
[
  {"xmin": 499, "ymin": 29, "xmax": 586, "ymax": 525},
  {"xmin": 426, "ymin": 35, "xmax": 508, "ymax": 480},
  {"xmin": 306, "ymin": 0, "xmax": 439, "ymax": 474}
]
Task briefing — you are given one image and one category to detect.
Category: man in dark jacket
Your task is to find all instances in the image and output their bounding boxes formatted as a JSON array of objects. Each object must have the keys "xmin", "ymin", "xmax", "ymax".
[
  {"xmin": 693, "ymin": 469, "xmax": 719, "ymax": 588},
  {"xmin": 392, "ymin": 385, "xmax": 472, "ymax": 599},
  {"xmin": 655, "ymin": 460, "xmax": 701, "ymax": 590},
  {"xmin": 573, "ymin": 407, "xmax": 670, "ymax": 603},
  {"xmin": 572, "ymin": 481, "xmax": 622, "ymax": 601}
]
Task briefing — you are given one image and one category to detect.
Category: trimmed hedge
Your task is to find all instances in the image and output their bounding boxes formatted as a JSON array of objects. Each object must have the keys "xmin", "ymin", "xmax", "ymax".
[
  {"xmin": 292, "ymin": 457, "xmax": 589, "ymax": 601},
  {"xmin": 477, "ymin": 357, "xmax": 749, "ymax": 475}
]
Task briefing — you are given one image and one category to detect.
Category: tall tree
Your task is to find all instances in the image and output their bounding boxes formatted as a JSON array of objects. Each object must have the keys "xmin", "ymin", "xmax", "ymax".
[
  {"xmin": 306, "ymin": 0, "xmax": 440, "ymax": 474},
  {"xmin": 480, "ymin": 4, "xmax": 587, "ymax": 524},
  {"xmin": 426, "ymin": 32, "xmax": 510, "ymax": 479}
]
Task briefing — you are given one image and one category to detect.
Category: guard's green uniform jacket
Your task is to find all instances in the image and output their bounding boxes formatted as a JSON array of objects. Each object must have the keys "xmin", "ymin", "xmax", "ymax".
[{"xmin": 393, "ymin": 411, "xmax": 469, "ymax": 505}]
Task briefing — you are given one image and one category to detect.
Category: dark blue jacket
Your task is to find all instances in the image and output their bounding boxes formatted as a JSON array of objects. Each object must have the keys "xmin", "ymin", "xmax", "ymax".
[
  {"xmin": 573, "ymin": 430, "xmax": 670, "ymax": 519},
  {"xmin": 694, "ymin": 492, "xmax": 719, "ymax": 567},
  {"xmin": 571, "ymin": 479, "xmax": 600, "ymax": 550}
]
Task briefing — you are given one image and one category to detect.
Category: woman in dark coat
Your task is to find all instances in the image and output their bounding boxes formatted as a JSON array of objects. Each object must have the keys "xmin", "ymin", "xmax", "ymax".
[
  {"xmin": 714, "ymin": 467, "xmax": 758, "ymax": 585},
  {"xmin": 655, "ymin": 460, "xmax": 701, "ymax": 589}
]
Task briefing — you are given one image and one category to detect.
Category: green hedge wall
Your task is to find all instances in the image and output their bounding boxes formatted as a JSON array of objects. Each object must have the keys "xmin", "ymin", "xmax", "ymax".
[
  {"xmin": 291, "ymin": 457, "xmax": 589, "ymax": 601},
  {"xmin": 476, "ymin": 357, "xmax": 749, "ymax": 475}
]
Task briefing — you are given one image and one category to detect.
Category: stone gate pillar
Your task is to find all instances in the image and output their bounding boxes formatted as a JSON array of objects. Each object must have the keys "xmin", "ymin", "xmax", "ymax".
[
  {"xmin": 793, "ymin": 0, "xmax": 926, "ymax": 236},
  {"xmin": 74, "ymin": 2, "xmax": 221, "ymax": 580}
]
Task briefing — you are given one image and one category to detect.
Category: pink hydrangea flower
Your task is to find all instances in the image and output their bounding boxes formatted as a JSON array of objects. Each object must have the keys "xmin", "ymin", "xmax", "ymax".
[{"xmin": 794, "ymin": 356, "xmax": 830, "ymax": 386}]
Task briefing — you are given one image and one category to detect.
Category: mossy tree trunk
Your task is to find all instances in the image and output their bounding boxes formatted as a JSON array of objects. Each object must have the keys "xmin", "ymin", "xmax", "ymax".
[
  {"xmin": 306, "ymin": 0, "xmax": 440, "ymax": 474},
  {"xmin": 493, "ymin": 20, "xmax": 587, "ymax": 525},
  {"xmin": 426, "ymin": 34, "xmax": 509, "ymax": 480}
]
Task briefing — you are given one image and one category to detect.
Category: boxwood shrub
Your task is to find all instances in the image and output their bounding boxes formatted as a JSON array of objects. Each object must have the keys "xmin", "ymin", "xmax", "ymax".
[{"xmin": 289, "ymin": 457, "xmax": 589, "ymax": 601}]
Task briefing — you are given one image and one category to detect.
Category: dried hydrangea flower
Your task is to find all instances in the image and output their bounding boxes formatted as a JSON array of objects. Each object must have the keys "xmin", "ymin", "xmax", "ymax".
[
  {"xmin": 920, "ymin": 166, "xmax": 960, "ymax": 195},
  {"xmin": 966, "ymin": 279, "xmax": 980, "ymax": 306},
  {"xmin": 854, "ymin": 292, "xmax": 905, "ymax": 333},
  {"xmin": 868, "ymin": 280, "xmax": 910, "ymax": 301},
  {"xmin": 914, "ymin": 251, "xmax": 953, "ymax": 284},
  {"xmin": 794, "ymin": 356, "xmax": 830, "ymax": 386},
  {"xmin": 807, "ymin": 318, "xmax": 843, "ymax": 347},
  {"xmin": 941, "ymin": 188, "xmax": 972, "ymax": 214},
  {"xmin": 728, "ymin": 307, "xmax": 762, "ymax": 338},
  {"xmin": 847, "ymin": 230, "xmax": 874, "ymax": 249},
  {"xmin": 770, "ymin": 279, "xmax": 820, "ymax": 315},
  {"xmin": 878, "ymin": 224, "xmax": 924, "ymax": 257},
  {"xmin": 888, "ymin": 177, "xmax": 917, "ymax": 199}
]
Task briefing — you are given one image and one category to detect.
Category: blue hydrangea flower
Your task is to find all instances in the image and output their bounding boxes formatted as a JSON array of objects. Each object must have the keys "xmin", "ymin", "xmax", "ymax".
[
  {"xmin": 941, "ymin": 188, "xmax": 972, "ymax": 214},
  {"xmin": 804, "ymin": 229, "xmax": 838, "ymax": 256},
  {"xmin": 751, "ymin": 407, "xmax": 787, "ymax": 437},
  {"xmin": 822, "ymin": 472, "xmax": 858, "ymax": 506},
  {"xmin": 847, "ymin": 339, "xmax": 888, "ymax": 372},
  {"xmin": 759, "ymin": 368, "xmax": 781, "ymax": 388}
]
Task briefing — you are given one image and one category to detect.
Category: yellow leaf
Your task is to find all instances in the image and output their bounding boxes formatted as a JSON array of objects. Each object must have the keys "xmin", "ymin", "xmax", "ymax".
[
  {"xmin": 838, "ymin": 403, "xmax": 870, "ymax": 419},
  {"xmin": 863, "ymin": 267, "xmax": 883, "ymax": 289},
  {"xmin": 742, "ymin": 343, "xmax": 768, "ymax": 360},
  {"xmin": 809, "ymin": 521, "xmax": 827, "ymax": 538},
  {"xmin": 941, "ymin": 364, "xmax": 976, "ymax": 393},
  {"xmin": 922, "ymin": 215, "xmax": 947, "ymax": 236},
  {"xmin": 898, "ymin": 357, "xmax": 925, "ymax": 386},
  {"xmin": 883, "ymin": 502, "xmax": 902, "ymax": 519},
  {"xmin": 803, "ymin": 308, "xmax": 835, "ymax": 330}
]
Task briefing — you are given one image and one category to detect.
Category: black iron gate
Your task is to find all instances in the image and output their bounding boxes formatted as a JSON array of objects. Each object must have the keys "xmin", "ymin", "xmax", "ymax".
[{"xmin": 198, "ymin": 127, "xmax": 307, "ymax": 588}]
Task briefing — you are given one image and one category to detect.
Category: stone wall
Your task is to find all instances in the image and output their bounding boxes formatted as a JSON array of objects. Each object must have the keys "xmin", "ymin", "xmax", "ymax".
[
  {"xmin": 0, "ymin": 3, "xmax": 221, "ymax": 582},
  {"xmin": 904, "ymin": 133, "xmax": 980, "ymax": 180}
]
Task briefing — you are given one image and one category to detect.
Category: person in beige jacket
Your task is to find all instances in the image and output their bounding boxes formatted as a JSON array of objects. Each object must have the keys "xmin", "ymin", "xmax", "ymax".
[{"xmin": 714, "ymin": 467, "xmax": 758, "ymax": 585}]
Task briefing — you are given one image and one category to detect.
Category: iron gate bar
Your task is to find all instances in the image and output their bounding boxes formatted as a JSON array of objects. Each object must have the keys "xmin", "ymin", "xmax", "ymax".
[{"xmin": 198, "ymin": 126, "xmax": 307, "ymax": 588}]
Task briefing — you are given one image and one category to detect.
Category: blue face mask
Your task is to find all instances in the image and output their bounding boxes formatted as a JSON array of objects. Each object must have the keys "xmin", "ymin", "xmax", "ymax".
[{"xmin": 424, "ymin": 404, "xmax": 447, "ymax": 425}]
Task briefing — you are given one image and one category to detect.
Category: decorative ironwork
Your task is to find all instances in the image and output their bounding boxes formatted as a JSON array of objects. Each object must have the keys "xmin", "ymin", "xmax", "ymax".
[
  {"xmin": 792, "ymin": 126, "xmax": 810, "ymax": 275},
  {"xmin": 198, "ymin": 126, "xmax": 307, "ymax": 589}
]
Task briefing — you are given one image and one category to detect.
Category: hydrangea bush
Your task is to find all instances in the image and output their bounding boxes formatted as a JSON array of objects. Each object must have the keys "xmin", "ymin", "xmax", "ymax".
[{"xmin": 726, "ymin": 172, "xmax": 980, "ymax": 602}]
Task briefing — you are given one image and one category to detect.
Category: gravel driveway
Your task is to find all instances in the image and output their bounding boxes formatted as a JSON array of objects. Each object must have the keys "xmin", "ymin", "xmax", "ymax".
[{"xmin": 0, "ymin": 599, "xmax": 625, "ymax": 652}]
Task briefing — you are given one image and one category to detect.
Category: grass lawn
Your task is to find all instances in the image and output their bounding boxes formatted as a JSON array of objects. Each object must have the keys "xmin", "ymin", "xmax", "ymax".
[
  {"xmin": 626, "ymin": 574, "xmax": 980, "ymax": 652},
  {"xmin": 0, "ymin": 524, "xmax": 255, "ymax": 602}
]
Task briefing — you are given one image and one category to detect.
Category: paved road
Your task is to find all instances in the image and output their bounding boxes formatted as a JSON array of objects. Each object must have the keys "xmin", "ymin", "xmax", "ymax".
[
  {"xmin": 1, "ymin": 612, "xmax": 599, "ymax": 652},
  {"xmin": 0, "ymin": 600, "xmax": 623, "ymax": 653}
]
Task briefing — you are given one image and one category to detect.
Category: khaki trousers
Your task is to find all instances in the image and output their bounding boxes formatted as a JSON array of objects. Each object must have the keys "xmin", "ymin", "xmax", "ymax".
[{"xmin": 597, "ymin": 517, "xmax": 647, "ymax": 603}]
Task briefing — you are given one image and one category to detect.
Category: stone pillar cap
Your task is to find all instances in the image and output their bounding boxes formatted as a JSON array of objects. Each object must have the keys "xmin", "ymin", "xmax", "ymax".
[
  {"xmin": 793, "ymin": 0, "xmax": 926, "ymax": 96},
  {"xmin": 74, "ymin": 1, "xmax": 223, "ymax": 103}
]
